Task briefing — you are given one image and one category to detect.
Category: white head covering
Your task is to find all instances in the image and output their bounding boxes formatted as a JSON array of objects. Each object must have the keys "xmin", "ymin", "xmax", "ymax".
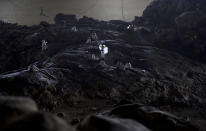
[{"xmin": 99, "ymin": 44, "xmax": 109, "ymax": 55}]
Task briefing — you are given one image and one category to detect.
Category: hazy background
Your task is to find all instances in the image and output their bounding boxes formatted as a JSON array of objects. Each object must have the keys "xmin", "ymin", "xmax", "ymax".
[{"xmin": 0, "ymin": 0, "xmax": 152, "ymax": 25}]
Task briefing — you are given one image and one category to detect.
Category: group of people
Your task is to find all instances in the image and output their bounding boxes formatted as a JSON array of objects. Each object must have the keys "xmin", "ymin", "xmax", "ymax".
[
  {"xmin": 127, "ymin": 24, "xmax": 137, "ymax": 32},
  {"xmin": 39, "ymin": 29, "xmax": 147, "ymax": 72},
  {"xmin": 86, "ymin": 32, "xmax": 109, "ymax": 60},
  {"xmin": 40, "ymin": 31, "xmax": 108, "ymax": 60}
]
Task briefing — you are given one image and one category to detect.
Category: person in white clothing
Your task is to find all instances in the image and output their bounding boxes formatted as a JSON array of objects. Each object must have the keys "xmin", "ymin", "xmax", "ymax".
[{"xmin": 99, "ymin": 44, "xmax": 108, "ymax": 60}]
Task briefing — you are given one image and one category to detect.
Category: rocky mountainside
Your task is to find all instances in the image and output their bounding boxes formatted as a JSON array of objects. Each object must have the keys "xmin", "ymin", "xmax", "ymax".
[
  {"xmin": 136, "ymin": 0, "xmax": 206, "ymax": 62},
  {"xmin": 0, "ymin": 0, "xmax": 206, "ymax": 130}
]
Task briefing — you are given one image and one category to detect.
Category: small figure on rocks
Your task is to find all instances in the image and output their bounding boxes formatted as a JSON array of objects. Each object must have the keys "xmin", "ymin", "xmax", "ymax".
[
  {"xmin": 124, "ymin": 62, "xmax": 132, "ymax": 70},
  {"xmin": 127, "ymin": 24, "xmax": 137, "ymax": 31},
  {"xmin": 41, "ymin": 40, "xmax": 48, "ymax": 52},
  {"xmin": 86, "ymin": 32, "xmax": 99, "ymax": 44},
  {"xmin": 91, "ymin": 32, "xmax": 98, "ymax": 42},
  {"xmin": 71, "ymin": 26, "xmax": 78, "ymax": 32}
]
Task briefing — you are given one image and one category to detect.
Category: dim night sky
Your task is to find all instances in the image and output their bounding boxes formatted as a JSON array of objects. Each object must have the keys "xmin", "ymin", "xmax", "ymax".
[{"xmin": 0, "ymin": 0, "xmax": 152, "ymax": 25}]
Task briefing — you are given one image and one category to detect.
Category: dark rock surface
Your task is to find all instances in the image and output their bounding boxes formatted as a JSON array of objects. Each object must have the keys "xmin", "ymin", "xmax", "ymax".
[
  {"xmin": 78, "ymin": 103, "xmax": 198, "ymax": 131},
  {"xmin": 0, "ymin": 96, "xmax": 74, "ymax": 131},
  {"xmin": 0, "ymin": 96, "xmax": 197, "ymax": 131},
  {"xmin": 133, "ymin": 0, "xmax": 206, "ymax": 62},
  {"xmin": 78, "ymin": 115, "xmax": 151, "ymax": 131},
  {"xmin": 0, "ymin": 97, "xmax": 38, "ymax": 129},
  {"xmin": 2, "ymin": 112, "xmax": 74, "ymax": 131},
  {"xmin": 107, "ymin": 104, "xmax": 197, "ymax": 131},
  {"xmin": 142, "ymin": 0, "xmax": 206, "ymax": 28},
  {"xmin": 0, "ymin": 0, "xmax": 206, "ymax": 130}
]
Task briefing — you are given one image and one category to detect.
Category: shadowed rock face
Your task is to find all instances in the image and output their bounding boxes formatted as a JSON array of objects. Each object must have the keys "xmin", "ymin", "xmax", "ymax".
[
  {"xmin": 0, "ymin": 97, "xmax": 74, "ymax": 131},
  {"xmin": 133, "ymin": 0, "xmax": 206, "ymax": 62},
  {"xmin": 0, "ymin": 96, "xmax": 197, "ymax": 131},
  {"xmin": 107, "ymin": 104, "xmax": 197, "ymax": 131},
  {"xmin": 2, "ymin": 112, "xmax": 73, "ymax": 131},
  {"xmin": 78, "ymin": 115, "xmax": 152, "ymax": 131},
  {"xmin": 77, "ymin": 103, "xmax": 198, "ymax": 131},
  {"xmin": 0, "ymin": 0, "xmax": 206, "ymax": 130},
  {"xmin": 142, "ymin": 0, "xmax": 206, "ymax": 27},
  {"xmin": 0, "ymin": 97, "xmax": 38, "ymax": 129}
]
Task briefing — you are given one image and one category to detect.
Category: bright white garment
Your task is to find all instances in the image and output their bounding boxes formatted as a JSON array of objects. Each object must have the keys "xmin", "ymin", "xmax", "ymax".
[
  {"xmin": 99, "ymin": 44, "xmax": 109, "ymax": 59},
  {"xmin": 99, "ymin": 44, "xmax": 109, "ymax": 54}
]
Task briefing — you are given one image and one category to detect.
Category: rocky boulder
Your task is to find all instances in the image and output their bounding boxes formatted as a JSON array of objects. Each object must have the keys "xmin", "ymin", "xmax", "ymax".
[
  {"xmin": 77, "ymin": 104, "xmax": 198, "ymax": 131},
  {"xmin": 0, "ymin": 96, "xmax": 74, "ymax": 131},
  {"xmin": 108, "ymin": 104, "xmax": 198, "ymax": 131},
  {"xmin": 0, "ymin": 96, "xmax": 198, "ymax": 131},
  {"xmin": 0, "ymin": 68, "xmax": 60, "ymax": 110},
  {"xmin": 0, "ymin": 97, "xmax": 38, "ymax": 129},
  {"xmin": 77, "ymin": 115, "xmax": 151, "ymax": 131},
  {"xmin": 2, "ymin": 112, "xmax": 74, "ymax": 131},
  {"xmin": 175, "ymin": 11, "xmax": 206, "ymax": 30},
  {"xmin": 142, "ymin": 0, "xmax": 200, "ymax": 27}
]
